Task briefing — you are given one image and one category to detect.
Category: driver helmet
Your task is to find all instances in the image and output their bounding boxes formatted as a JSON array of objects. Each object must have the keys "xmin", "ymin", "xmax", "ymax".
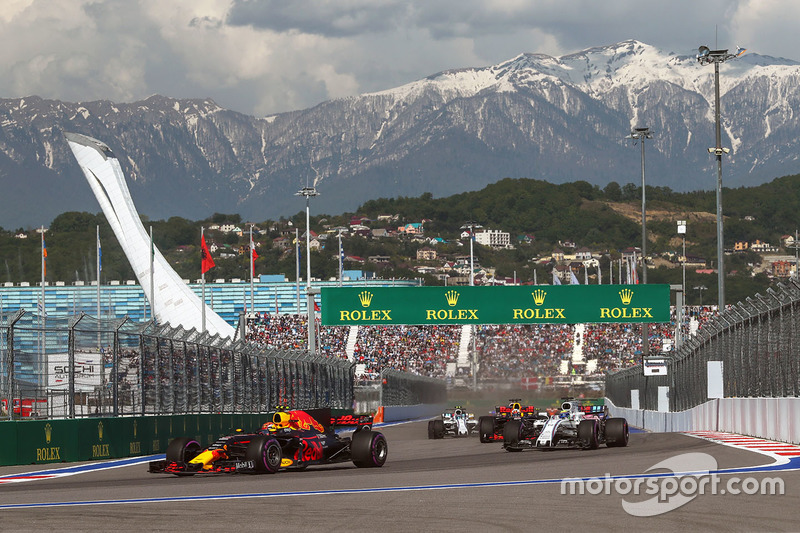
[{"xmin": 263, "ymin": 410, "xmax": 292, "ymax": 431}]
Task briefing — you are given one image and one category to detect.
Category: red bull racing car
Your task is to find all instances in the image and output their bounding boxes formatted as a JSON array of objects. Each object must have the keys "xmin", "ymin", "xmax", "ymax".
[
  {"xmin": 148, "ymin": 408, "xmax": 387, "ymax": 475},
  {"xmin": 478, "ymin": 399, "xmax": 545, "ymax": 443},
  {"xmin": 503, "ymin": 398, "xmax": 629, "ymax": 451}
]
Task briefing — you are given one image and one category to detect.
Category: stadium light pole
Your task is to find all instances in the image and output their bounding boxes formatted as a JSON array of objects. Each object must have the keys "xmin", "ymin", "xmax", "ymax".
[
  {"xmin": 296, "ymin": 186, "xmax": 319, "ymax": 354},
  {"xmin": 698, "ymin": 45, "xmax": 743, "ymax": 312},
  {"xmin": 461, "ymin": 221, "xmax": 481, "ymax": 391},
  {"xmin": 628, "ymin": 127, "xmax": 652, "ymax": 359},
  {"xmin": 461, "ymin": 222, "xmax": 482, "ymax": 286},
  {"xmin": 694, "ymin": 284, "xmax": 707, "ymax": 307},
  {"xmin": 677, "ymin": 220, "xmax": 687, "ymax": 348},
  {"xmin": 678, "ymin": 220, "xmax": 687, "ymax": 306}
]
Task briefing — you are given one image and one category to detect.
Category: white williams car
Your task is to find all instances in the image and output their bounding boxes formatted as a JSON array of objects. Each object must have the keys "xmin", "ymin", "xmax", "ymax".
[
  {"xmin": 428, "ymin": 407, "xmax": 478, "ymax": 439},
  {"xmin": 503, "ymin": 398, "xmax": 629, "ymax": 451}
]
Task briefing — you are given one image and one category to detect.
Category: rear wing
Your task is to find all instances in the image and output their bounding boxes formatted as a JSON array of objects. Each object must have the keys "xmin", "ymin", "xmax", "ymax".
[
  {"xmin": 330, "ymin": 413, "xmax": 374, "ymax": 429},
  {"xmin": 496, "ymin": 405, "xmax": 538, "ymax": 419},
  {"xmin": 562, "ymin": 398, "xmax": 606, "ymax": 417}
]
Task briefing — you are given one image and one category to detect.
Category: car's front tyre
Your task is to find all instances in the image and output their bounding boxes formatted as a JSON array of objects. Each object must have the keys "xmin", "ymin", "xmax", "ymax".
[{"xmin": 246, "ymin": 435, "xmax": 282, "ymax": 473}]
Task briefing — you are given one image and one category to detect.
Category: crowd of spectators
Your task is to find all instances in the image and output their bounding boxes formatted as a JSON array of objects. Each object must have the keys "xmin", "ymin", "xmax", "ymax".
[
  {"xmin": 475, "ymin": 325, "xmax": 572, "ymax": 379},
  {"xmin": 246, "ymin": 313, "xmax": 349, "ymax": 358},
  {"xmin": 352, "ymin": 325, "xmax": 461, "ymax": 379},
  {"xmin": 241, "ymin": 306, "xmax": 719, "ymax": 381}
]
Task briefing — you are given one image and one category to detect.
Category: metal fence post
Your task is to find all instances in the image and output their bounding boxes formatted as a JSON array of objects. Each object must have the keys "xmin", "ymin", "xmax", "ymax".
[{"xmin": 5, "ymin": 310, "xmax": 25, "ymax": 421}]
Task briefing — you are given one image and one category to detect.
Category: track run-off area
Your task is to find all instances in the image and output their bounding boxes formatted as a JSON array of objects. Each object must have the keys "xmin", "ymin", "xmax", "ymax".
[{"xmin": 1, "ymin": 420, "xmax": 799, "ymax": 531}]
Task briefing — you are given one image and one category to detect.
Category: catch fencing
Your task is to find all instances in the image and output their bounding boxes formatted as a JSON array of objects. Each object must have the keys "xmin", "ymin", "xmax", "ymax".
[
  {"xmin": 354, "ymin": 369, "xmax": 448, "ymax": 414},
  {"xmin": 0, "ymin": 310, "xmax": 354, "ymax": 420},
  {"xmin": 606, "ymin": 280, "xmax": 800, "ymax": 411}
]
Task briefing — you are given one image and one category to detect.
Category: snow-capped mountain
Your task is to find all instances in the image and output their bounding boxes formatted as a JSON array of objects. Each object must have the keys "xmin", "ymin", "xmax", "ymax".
[{"xmin": 1, "ymin": 39, "xmax": 800, "ymax": 228}]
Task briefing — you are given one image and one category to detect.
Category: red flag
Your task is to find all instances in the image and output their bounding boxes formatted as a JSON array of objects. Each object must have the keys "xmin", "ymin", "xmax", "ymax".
[
  {"xmin": 313, "ymin": 300, "xmax": 320, "ymax": 312},
  {"xmin": 250, "ymin": 241, "xmax": 259, "ymax": 276},
  {"xmin": 201, "ymin": 235, "xmax": 215, "ymax": 273}
]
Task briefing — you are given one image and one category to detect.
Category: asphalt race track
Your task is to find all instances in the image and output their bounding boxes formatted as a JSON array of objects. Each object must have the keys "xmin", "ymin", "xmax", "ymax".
[{"xmin": 1, "ymin": 421, "xmax": 799, "ymax": 532}]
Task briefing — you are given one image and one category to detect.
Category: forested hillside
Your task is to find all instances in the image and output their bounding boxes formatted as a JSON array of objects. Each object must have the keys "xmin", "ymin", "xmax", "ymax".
[{"xmin": 3, "ymin": 174, "xmax": 799, "ymax": 306}]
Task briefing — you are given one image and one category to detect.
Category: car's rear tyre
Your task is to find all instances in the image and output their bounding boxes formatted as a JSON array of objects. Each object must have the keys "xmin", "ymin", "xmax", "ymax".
[
  {"xmin": 478, "ymin": 416, "xmax": 495, "ymax": 443},
  {"xmin": 578, "ymin": 419, "xmax": 599, "ymax": 450},
  {"xmin": 605, "ymin": 418, "xmax": 629, "ymax": 448},
  {"xmin": 166, "ymin": 437, "xmax": 202, "ymax": 463},
  {"xmin": 351, "ymin": 430, "xmax": 388, "ymax": 468},
  {"xmin": 427, "ymin": 420, "xmax": 436, "ymax": 439},
  {"xmin": 503, "ymin": 419, "xmax": 523, "ymax": 451},
  {"xmin": 245, "ymin": 435, "xmax": 282, "ymax": 474}
]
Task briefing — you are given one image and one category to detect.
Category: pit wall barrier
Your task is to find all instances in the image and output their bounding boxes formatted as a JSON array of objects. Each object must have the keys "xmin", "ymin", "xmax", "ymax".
[
  {"xmin": 382, "ymin": 403, "xmax": 448, "ymax": 423},
  {"xmin": 0, "ymin": 410, "xmax": 351, "ymax": 467},
  {"xmin": 606, "ymin": 397, "xmax": 800, "ymax": 445}
]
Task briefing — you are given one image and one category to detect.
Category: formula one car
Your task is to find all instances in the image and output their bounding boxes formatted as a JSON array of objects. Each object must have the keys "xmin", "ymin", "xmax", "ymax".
[
  {"xmin": 478, "ymin": 399, "xmax": 546, "ymax": 443},
  {"xmin": 148, "ymin": 408, "xmax": 387, "ymax": 475},
  {"xmin": 503, "ymin": 398, "xmax": 629, "ymax": 452},
  {"xmin": 427, "ymin": 406, "xmax": 478, "ymax": 438}
]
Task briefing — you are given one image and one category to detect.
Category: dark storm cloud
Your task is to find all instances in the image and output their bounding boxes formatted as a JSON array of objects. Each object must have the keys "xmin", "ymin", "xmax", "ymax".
[{"xmin": 226, "ymin": 0, "xmax": 408, "ymax": 37}]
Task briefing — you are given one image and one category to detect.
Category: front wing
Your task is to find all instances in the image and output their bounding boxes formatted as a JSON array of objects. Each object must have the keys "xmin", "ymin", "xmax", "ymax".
[{"xmin": 148, "ymin": 458, "xmax": 258, "ymax": 475}]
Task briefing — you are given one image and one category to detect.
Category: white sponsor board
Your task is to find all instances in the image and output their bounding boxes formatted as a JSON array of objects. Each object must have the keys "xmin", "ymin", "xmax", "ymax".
[
  {"xmin": 643, "ymin": 357, "xmax": 668, "ymax": 376},
  {"xmin": 48, "ymin": 352, "xmax": 102, "ymax": 391}
]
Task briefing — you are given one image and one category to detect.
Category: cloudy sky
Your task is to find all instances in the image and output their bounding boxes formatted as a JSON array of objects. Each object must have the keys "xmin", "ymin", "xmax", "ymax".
[{"xmin": 2, "ymin": 0, "xmax": 796, "ymax": 117}]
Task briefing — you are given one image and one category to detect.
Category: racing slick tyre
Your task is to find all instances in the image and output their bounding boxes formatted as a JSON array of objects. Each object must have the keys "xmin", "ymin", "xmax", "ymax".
[
  {"xmin": 351, "ymin": 430, "xmax": 388, "ymax": 468},
  {"xmin": 428, "ymin": 420, "xmax": 436, "ymax": 439},
  {"xmin": 166, "ymin": 437, "xmax": 202, "ymax": 464},
  {"xmin": 432, "ymin": 419, "xmax": 445, "ymax": 439},
  {"xmin": 245, "ymin": 435, "xmax": 282, "ymax": 474},
  {"xmin": 478, "ymin": 416, "xmax": 495, "ymax": 443},
  {"xmin": 605, "ymin": 418, "xmax": 630, "ymax": 448},
  {"xmin": 578, "ymin": 419, "xmax": 600, "ymax": 450},
  {"xmin": 502, "ymin": 419, "xmax": 523, "ymax": 451}
]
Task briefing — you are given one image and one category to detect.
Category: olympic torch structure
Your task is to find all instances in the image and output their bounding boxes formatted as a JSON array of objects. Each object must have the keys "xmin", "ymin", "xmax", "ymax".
[{"xmin": 65, "ymin": 132, "xmax": 235, "ymax": 339}]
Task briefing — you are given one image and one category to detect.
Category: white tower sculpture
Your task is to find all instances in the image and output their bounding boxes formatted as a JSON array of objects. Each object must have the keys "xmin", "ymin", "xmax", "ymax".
[{"xmin": 65, "ymin": 132, "xmax": 235, "ymax": 339}]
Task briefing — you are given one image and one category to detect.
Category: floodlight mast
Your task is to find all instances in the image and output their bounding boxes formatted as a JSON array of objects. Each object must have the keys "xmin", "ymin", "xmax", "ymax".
[
  {"xmin": 697, "ymin": 46, "xmax": 741, "ymax": 312},
  {"xmin": 628, "ymin": 127, "xmax": 653, "ymax": 359},
  {"xmin": 296, "ymin": 186, "xmax": 320, "ymax": 354}
]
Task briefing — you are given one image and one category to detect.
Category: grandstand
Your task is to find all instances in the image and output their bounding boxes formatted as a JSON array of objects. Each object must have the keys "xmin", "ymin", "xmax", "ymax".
[{"xmin": 244, "ymin": 306, "xmax": 718, "ymax": 383}]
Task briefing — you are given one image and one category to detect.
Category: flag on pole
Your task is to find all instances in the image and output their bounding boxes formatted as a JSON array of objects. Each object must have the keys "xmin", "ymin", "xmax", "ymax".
[
  {"xmin": 201, "ymin": 234, "xmax": 215, "ymax": 273},
  {"xmin": 97, "ymin": 234, "xmax": 102, "ymax": 273},
  {"xmin": 250, "ymin": 238, "xmax": 259, "ymax": 276},
  {"xmin": 313, "ymin": 299, "xmax": 320, "ymax": 312},
  {"xmin": 552, "ymin": 270, "xmax": 562, "ymax": 285},
  {"xmin": 42, "ymin": 238, "xmax": 47, "ymax": 276}
]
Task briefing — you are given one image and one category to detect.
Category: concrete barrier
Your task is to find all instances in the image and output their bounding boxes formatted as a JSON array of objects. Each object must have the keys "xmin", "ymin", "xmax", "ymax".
[{"xmin": 606, "ymin": 397, "xmax": 800, "ymax": 444}]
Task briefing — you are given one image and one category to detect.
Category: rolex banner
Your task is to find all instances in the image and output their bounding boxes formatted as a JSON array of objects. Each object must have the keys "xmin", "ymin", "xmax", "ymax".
[{"xmin": 320, "ymin": 284, "xmax": 671, "ymax": 325}]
